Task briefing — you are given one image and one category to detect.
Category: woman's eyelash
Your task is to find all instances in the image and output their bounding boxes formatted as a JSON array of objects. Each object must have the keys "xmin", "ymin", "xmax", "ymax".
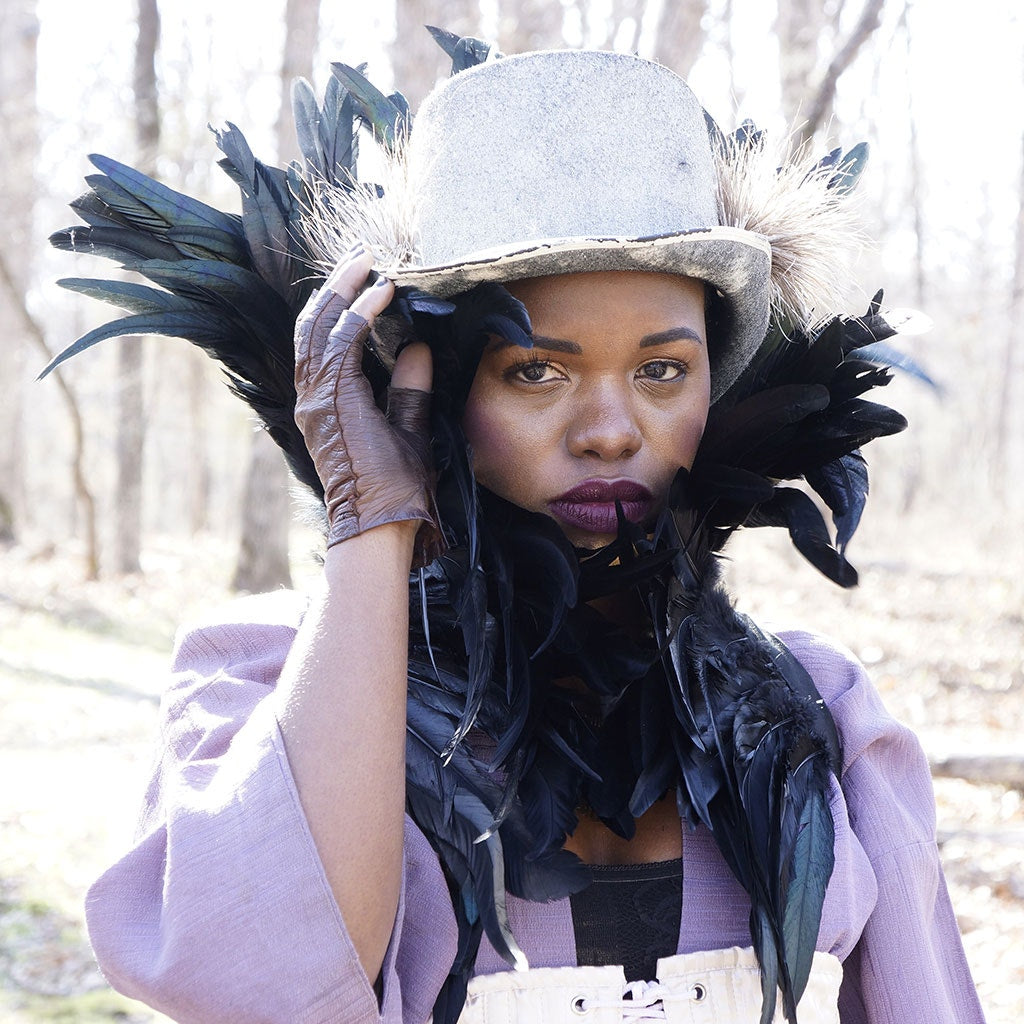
[
  {"xmin": 638, "ymin": 359, "xmax": 688, "ymax": 381},
  {"xmin": 504, "ymin": 357, "xmax": 556, "ymax": 382},
  {"xmin": 503, "ymin": 357, "xmax": 690, "ymax": 383}
]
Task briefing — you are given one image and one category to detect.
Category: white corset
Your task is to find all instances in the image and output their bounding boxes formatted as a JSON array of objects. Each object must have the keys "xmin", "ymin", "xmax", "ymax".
[{"xmin": 457, "ymin": 946, "xmax": 843, "ymax": 1023}]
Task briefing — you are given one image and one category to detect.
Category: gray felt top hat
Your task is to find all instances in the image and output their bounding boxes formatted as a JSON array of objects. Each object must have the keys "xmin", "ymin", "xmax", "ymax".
[{"xmin": 391, "ymin": 49, "xmax": 773, "ymax": 399}]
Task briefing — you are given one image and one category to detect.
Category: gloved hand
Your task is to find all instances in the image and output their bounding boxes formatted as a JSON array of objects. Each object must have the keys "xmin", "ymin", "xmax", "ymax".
[{"xmin": 294, "ymin": 248, "xmax": 443, "ymax": 567}]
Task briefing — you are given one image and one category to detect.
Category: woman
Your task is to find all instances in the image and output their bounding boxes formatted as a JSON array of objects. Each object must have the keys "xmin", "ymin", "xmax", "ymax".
[{"xmin": 51, "ymin": 42, "xmax": 983, "ymax": 1024}]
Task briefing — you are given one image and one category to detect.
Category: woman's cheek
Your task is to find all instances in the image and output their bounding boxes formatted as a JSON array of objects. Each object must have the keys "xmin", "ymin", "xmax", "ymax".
[
  {"xmin": 464, "ymin": 402, "xmax": 517, "ymax": 494},
  {"xmin": 668, "ymin": 375, "xmax": 711, "ymax": 470},
  {"xmin": 679, "ymin": 411, "xmax": 707, "ymax": 469},
  {"xmin": 465, "ymin": 400, "xmax": 552, "ymax": 509}
]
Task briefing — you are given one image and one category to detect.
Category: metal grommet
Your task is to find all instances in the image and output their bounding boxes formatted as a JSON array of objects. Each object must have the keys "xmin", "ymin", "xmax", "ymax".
[
  {"xmin": 691, "ymin": 982, "xmax": 707, "ymax": 1002},
  {"xmin": 570, "ymin": 994, "xmax": 589, "ymax": 1015}
]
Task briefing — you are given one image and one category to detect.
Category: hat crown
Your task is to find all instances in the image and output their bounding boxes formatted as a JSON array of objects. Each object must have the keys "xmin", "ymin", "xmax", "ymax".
[{"xmin": 408, "ymin": 50, "xmax": 720, "ymax": 265}]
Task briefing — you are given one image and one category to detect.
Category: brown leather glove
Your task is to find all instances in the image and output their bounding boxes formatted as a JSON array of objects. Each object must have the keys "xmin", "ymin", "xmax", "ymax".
[{"xmin": 294, "ymin": 265, "xmax": 443, "ymax": 567}]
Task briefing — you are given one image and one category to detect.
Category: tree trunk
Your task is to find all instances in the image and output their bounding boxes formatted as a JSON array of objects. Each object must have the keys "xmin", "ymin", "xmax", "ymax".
[
  {"xmin": 392, "ymin": 0, "xmax": 482, "ymax": 110},
  {"xmin": 800, "ymin": 0, "xmax": 885, "ymax": 144},
  {"xmin": 931, "ymin": 755, "xmax": 1024, "ymax": 792},
  {"xmin": 113, "ymin": 342, "xmax": 145, "ymax": 573},
  {"xmin": 651, "ymin": 0, "xmax": 708, "ymax": 79},
  {"xmin": 165, "ymin": 12, "xmax": 216, "ymax": 540},
  {"xmin": 722, "ymin": 0, "xmax": 742, "ymax": 107},
  {"xmin": 231, "ymin": 429, "xmax": 294, "ymax": 592},
  {"xmin": 993, "ymin": 101, "xmax": 1024, "ymax": 501},
  {"xmin": 0, "ymin": 0, "xmax": 39, "ymax": 544},
  {"xmin": 231, "ymin": 0, "xmax": 323, "ymax": 593},
  {"xmin": 497, "ymin": 0, "xmax": 567, "ymax": 53},
  {"xmin": 276, "ymin": 0, "xmax": 321, "ymax": 152},
  {"xmin": 113, "ymin": 0, "xmax": 160, "ymax": 574},
  {"xmin": 777, "ymin": 0, "xmax": 886, "ymax": 147},
  {"xmin": 0, "ymin": 252, "xmax": 100, "ymax": 579},
  {"xmin": 900, "ymin": 1, "xmax": 926, "ymax": 309},
  {"xmin": 776, "ymin": 0, "xmax": 826, "ymax": 132},
  {"xmin": 608, "ymin": 0, "xmax": 645, "ymax": 53},
  {"xmin": 187, "ymin": 353, "xmax": 211, "ymax": 535}
]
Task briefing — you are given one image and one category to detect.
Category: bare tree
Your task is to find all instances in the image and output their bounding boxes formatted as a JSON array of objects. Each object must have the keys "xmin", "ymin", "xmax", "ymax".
[
  {"xmin": 609, "ymin": 0, "xmax": 645, "ymax": 52},
  {"xmin": 489, "ymin": 1, "xmax": 708, "ymax": 78},
  {"xmin": 651, "ymin": 0, "xmax": 708, "ymax": 78},
  {"xmin": 112, "ymin": 0, "xmax": 160, "ymax": 574},
  {"xmin": 392, "ymin": 0, "xmax": 482, "ymax": 110},
  {"xmin": 0, "ymin": 0, "xmax": 39, "ymax": 543},
  {"xmin": 899, "ymin": 0, "xmax": 925, "ymax": 308},
  {"xmin": 231, "ymin": 0, "xmax": 323, "ymax": 593},
  {"xmin": 0, "ymin": 253, "xmax": 99, "ymax": 578},
  {"xmin": 777, "ymin": 0, "xmax": 827, "ymax": 131},
  {"xmin": 776, "ymin": 0, "xmax": 885, "ymax": 145},
  {"xmin": 994, "ymin": 99, "xmax": 1024, "ymax": 502},
  {"xmin": 187, "ymin": 354, "xmax": 212, "ymax": 534},
  {"xmin": 277, "ymin": 0, "xmax": 321, "ymax": 144},
  {"xmin": 497, "ymin": 0, "xmax": 567, "ymax": 52},
  {"xmin": 165, "ymin": 19, "xmax": 216, "ymax": 538},
  {"xmin": 721, "ymin": 0, "xmax": 742, "ymax": 106},
  {"xmin": 232, "ymin": 429, "xmax": 295, "ymax": 592}
]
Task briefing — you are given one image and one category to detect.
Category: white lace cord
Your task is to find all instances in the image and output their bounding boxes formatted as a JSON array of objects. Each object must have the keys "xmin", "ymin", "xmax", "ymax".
[{"xmin": 573, "ymin": 979, "xmax": 672, "ymax": 1021}]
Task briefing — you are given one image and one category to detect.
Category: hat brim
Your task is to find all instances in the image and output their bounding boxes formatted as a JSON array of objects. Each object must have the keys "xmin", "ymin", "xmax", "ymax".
[{"xmin": 389, "ymin": 226, "xmax": 771, "ymax": 401}]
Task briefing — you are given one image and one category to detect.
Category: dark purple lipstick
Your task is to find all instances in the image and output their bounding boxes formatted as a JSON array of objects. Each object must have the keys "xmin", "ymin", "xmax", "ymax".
[{"xmin": 549, "ymin": 479, "xmax": 653, "ymax": 534}]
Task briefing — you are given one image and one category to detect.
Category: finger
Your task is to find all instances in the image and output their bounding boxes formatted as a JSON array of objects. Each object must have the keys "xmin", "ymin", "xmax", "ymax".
[
  {"xmin": 324, "ymin": 247, "xmax": 373, "ymax": 306},
  {"xmin": 351, "ymin": 274, "xmax": 395, "ymax": 321},
  {"xmin": 325, "ymin": 309, "xmax": 373, "ymax": 386},
  {"xmin": 390, "ymin": 341, "xmax": 433, "ymax": 393},
  {"xmin": 386, "ymin": 387, "xmax": 432, "ymax": 459},
  {"xmin": 299, "ymin": 288, "xmax": 353, "ymax": 373},
  {"xmin": 299, "ymin": 250, "xmax": 374, "ymax": 371}
]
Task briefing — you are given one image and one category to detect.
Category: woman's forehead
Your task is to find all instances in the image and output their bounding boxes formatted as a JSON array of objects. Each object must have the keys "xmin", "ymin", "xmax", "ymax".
[
  {"xmin": 504, "ymin": 270, "xmax": 706, "ymax": 304},
  {"xmin": 496, "ymin": 272, "xmax": 708, "ymax": 346},
  {"xmin": 485, "ymin": 325, "xmax": 705, "ymax": 356}
]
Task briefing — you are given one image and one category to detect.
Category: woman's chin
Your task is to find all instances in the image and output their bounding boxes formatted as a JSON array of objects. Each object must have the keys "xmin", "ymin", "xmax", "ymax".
[
  {"xmin": 554, "ymin": 521, "xmax": 621, "ymax": 551},
  {"xmin": 571, "ymin": 533, "xmax": 617, "ymax": 551}
]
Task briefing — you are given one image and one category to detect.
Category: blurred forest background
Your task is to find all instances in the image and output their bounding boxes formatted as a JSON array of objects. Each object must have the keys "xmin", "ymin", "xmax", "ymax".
[{"xmin": 0, "ymin": 0, "xmax": 1021, "ymax": 1021}]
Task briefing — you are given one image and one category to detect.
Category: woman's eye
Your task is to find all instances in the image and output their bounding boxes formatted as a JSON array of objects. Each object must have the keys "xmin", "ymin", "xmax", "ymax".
[
  {"xmin": 638, "ymin": 360, "xmax": 686, "ymax": 381},
  {"xmin": 511, "ymin": 360, "xmax": 559, "ymax": 383}
]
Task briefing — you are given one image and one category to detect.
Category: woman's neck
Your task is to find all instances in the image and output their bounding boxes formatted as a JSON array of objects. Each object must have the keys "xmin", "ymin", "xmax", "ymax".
[
  {"xmin": 564, "ymin": 791, "xmax": 682, "ymax": 865},
  {"xmin": 587, "ymin": 588, "xmax": 652, "ymax": 640}
]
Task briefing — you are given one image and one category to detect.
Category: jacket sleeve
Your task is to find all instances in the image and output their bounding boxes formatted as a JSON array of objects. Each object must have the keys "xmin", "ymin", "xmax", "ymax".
[
  {"xmin": 783, "ymin": 630, "xmax": 986, "ymax": 1024},
  {"xmin": 85, "ymin": 593, "xmax": 457, "ymax": 1024}
]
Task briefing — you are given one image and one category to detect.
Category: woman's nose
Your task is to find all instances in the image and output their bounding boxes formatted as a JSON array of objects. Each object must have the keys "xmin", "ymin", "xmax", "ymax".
[{"xmin": 565, "ymin": 384, "xmax": 643, "ymax": 460}]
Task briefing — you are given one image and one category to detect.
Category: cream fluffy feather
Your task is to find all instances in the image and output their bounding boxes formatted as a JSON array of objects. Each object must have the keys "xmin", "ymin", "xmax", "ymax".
[
  {"xmin": 714, "ymin": 131, "xmax": 864, "ymax": 329},
  {"xmin": 300, "ymin": 141, "xmax": 419, "ymax": 277}
]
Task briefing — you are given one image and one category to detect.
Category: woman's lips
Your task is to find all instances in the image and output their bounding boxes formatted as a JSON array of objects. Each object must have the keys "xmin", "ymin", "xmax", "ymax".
[{"xmin": 549, "ymin": 479, "xmax": 653, "ymax": 534}]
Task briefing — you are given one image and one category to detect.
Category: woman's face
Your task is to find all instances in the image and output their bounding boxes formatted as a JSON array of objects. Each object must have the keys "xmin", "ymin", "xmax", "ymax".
[{"xmin": 462, "ymin": 271, "xmax": 710, "ymax": 549}]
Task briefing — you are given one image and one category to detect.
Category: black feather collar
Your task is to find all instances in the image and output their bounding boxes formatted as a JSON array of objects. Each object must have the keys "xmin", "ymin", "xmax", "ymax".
[{"xmin": 402, "ymin": 295, "xmax": 904, "ymax": 1024}]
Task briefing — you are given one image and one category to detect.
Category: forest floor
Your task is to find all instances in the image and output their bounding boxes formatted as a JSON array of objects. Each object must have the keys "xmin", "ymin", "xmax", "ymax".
[{"xmin": 0, "ymin": 510, "xmax": 1021, "ymax": 1022}]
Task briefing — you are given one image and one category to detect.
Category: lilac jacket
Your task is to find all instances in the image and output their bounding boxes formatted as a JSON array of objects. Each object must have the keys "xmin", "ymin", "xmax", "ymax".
[{"xmin": 85, "ymin": 591, "xmax": 985, "ymax": 1023}]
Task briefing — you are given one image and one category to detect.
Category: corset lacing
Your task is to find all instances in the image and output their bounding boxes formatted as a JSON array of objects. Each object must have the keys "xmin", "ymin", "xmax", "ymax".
[{"xmin": 571, "ymin": 977, "xmax": 702, "ymax": 1021}]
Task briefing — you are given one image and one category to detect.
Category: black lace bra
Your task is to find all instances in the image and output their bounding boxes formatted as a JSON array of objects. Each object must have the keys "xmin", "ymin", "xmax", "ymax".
[{"xmin": 569, "ymin": 857, "xmax": 683, "ymax": 982}]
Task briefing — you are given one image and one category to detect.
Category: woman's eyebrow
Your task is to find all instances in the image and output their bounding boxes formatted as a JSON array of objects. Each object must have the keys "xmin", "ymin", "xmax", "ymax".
[
  {"xmin": 639, "ymin": 327, "xmax": 704, "ymax": 348},
  {"xmin": 488, "ymin": 326, "xmax": 703, "ymax": 353},
  {"xmin": 489, "ymin": 334, "xmax": 582, "ymax": 354}
]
